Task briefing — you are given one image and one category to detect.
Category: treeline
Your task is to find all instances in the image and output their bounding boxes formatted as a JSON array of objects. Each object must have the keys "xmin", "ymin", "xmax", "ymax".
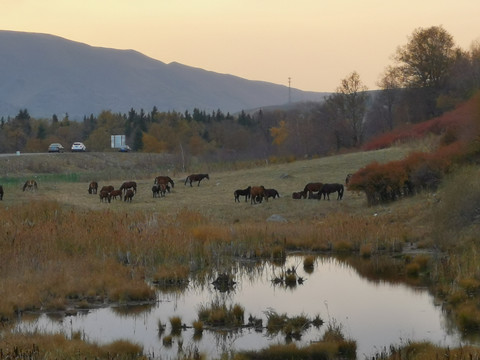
[{"xmin": 0, "ymin": 26, "xmax": 479, "ymax": 166}]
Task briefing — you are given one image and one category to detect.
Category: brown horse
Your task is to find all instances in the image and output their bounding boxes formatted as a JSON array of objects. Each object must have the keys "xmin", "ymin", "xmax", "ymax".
[
  {"xmin": 120, "ymin": 181, "xmax": 137, "ymax": 194},
  {"xmin": 303, "ymin": 182, "xmax": 323, "ymax": 197},
  {"xmin": 250, "ymin": 186, "xmax": 267, "ymax": 204},
  {"xmin": 155, "ymin": 176, "xmax": 175, "ymax": 189},
  {"xmin": 124, "ymin": 189, "xmax": 135, "ymax": 202},
  {"xmin": 99, "ymin": 190, "xmax": 111, "ymax": 203},
  {"xmin": 110, "ymin": 189, "xmax": 123, "ymax": 200},
  {"xmin": 0, "ymin": 185, "xmax": 3, "ymax": 200},
  {"xmin": 320, "ymin": 183, "xmax": 344, "ymax": 200},
  {"xmin": 100, "ymin": 185, "xmax": 114, "ymax": 194},
  {"xmin": 185, "ymin": 173, "xmax": 209, "ymax": 187},
  {"xmin": 234, "ymin": 186, "xmax": 251, "ymax": 202},
  {"xmin": 345, "ymin": 174, "xmax": 353, "ymax": 185},
  {"xmin": 292, "ymin": 191, "xmax": 306, "ymax": 199},
  {"xmin": 88, "ymin": 181, "xmax": 98, "ymax": 194},
  {"xmin": 23, "ymin": 179, "xmax": 38, "ymax": 192}
]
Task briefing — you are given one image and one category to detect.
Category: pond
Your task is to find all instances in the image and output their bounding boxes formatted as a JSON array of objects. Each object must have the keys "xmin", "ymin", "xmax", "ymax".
[{"xmin": 15, "ymin": 256, "xmax": 471, "ymax": 359}]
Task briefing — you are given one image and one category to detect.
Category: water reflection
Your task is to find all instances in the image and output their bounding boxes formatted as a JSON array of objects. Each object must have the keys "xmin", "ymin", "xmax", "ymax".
[{"xmin": 15, "ymin": 256, "xmax": 470, "ymax": 358}]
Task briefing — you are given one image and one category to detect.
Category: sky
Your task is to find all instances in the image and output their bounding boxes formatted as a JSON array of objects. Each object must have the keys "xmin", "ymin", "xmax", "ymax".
[{"xmin": 2, "ymin": 0, "xmax": 479, "ymax": 93}]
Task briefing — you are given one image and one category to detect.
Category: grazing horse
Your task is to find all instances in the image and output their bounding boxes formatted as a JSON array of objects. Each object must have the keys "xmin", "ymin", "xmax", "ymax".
[
  {"xmin": 234, "ymin": 186, "xmax": 251, "ymax": 203},
  {"xmin": 99, "ymin": 190, "xmax": 111, "ymax": 203},
  {"xmin": 88, "ymin": 181, "xmax": 98, "ymax": 194},
  {"xmin": 152, "ymin": 184, "xmax": 160, "ymax": 198},
  {"xmin": 152, "ymin": 184, "xmax": 169, "ymax": 198},
  {"xmin": 185, "ymin": 173, "xmax": 209, "ymax": 187},
  {"xmin": 23, "ymin": 179, "xmax": 38, "ymax": 192},
  {"xmin": 0, "ymin": 185, "xmax": 3, "ymax": 200},
  {"xmin": 110, "ymin": 189, "xmax": 123, "ymax": 200},
  {"xmin": 155, "ymin": 176, "xmax": 175, "ymax": 189},
  {"xmin": 264, "ymin": 188, "xmax": 280, "ymax": 199},
  {"xmin": 320, "ymin": 183, "xmax": 344, "ymax": 200},
  {"xmin": 100, "ymin": 185, "xmax": 114, "ymax": 194},
  {"xmin": 124, "ymin": 189, "xmax": 135, "ymax": 202},
  {"xmin": 120, "ymin": 181, "xmax": 137, "ymax": 194},
  {"xmin": 303, "ymin": 182, "xmax": 323, "ymax": 197},
  {"xmin": 250, "ymin": 186, "xmax": 267, "ymax": 204},
  {"xmin": 292, "ymin": 191, "xmax": 306, "ymax": 199}
]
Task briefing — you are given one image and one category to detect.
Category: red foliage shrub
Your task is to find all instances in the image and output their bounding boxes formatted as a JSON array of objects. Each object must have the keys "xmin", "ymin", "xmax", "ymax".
[{"xmin": 350, "ymin": 93, "xmax": 480, "ymax": 205}]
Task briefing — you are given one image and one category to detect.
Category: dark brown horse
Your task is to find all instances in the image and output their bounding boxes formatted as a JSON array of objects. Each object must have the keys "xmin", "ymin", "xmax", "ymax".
[
  {"xmin": 320, "ymin": 183, "xmax": 344, "ymax": 200},
  {"xmin": 250, "ymin": 186, "xmax": 267, "ymax": 204},
  {"xmin": 264, "ymin": 188, "xmax": 280, "ymax": 199},
  {"xmin": 0, "ymin": 185, "xmax": 3, "ymax": 200},
  {"xmin": 120, "ymin": 181, "xmax": 137, "ymax": 194},
  {"xmin": 23, "ymin": 179, "xmax": 38, "ymax": 192},
  {"xmin": 155, "ymin": 176, "xmax": 175, "ymax": 189},
  {"xmin": 100, "ymin": 185, "xmax": 114, "ymax": 194},
  {"xmin": 234, "ymin": 186, "xmax": 251, "ymax": 202},
  {"xmin": 88, "ymin": 181, "xmax": 98, "ymax": 194},
  {"xmin": 303, "ymin": 182, "xmax": 323, "ymax": 197},
  {"xmin": 152, "ymin": 183, "xmax": 169, "ymax": 198},
  {"xmin": 110, "ymin": 189, "xmax": 123, "ymax": 200},
  {"xmin": 124, "ymin": 189, "xmax": 135, "ymax": 202},
  {"xmin": 99, "ymin": 190, "xmax": 111, "ymax": 203},
  {"xmin": 185, "ymin": 173, "xmax": 209, "ymax": 187}
]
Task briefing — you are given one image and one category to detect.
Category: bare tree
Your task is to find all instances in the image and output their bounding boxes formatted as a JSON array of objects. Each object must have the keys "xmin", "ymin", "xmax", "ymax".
[{"xmin": 328, "ymin": 71, "xmax": 369, "ymax": 147}]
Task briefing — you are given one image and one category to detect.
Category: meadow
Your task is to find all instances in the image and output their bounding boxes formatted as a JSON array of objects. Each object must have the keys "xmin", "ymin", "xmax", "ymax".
[{"xmin": 1, "ymin": 145, "xmax": 480, "ymax": 359}]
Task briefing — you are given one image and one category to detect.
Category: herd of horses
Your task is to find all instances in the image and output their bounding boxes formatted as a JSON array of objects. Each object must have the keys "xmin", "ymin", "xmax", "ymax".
[{"xmin": 0, "ymin": 172, "xmax": 350, "ymax": 205}]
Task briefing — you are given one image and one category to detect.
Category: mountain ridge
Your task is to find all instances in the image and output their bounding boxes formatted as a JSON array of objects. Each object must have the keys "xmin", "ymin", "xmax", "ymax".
[{"xmin": 0, "ymin": 30, "xmax": 328, "ymax": 119}]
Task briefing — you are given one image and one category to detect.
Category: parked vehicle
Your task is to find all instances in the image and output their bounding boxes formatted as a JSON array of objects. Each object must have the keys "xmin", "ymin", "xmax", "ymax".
[
  {"xmin": 71, "ymin": 142, "xmax": 86, "ymax": 152},
  {"xmin": 48, "ymin": 143, "xmax": 65, "ymax": 153},
  {"xmin": 118, "ymin": 145, "xmax": 131, "ymax": 152}
]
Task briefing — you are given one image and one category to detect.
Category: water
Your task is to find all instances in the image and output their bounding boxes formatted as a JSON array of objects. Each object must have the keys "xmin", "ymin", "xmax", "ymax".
[{"xmin": 16, "ymin": 256, "xmax": 468, "ymax": 359}]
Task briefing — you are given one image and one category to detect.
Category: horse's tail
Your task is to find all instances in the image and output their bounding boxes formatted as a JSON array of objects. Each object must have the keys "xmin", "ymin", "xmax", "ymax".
[
  {"xmin": 339, "ymin": 184, "xmax": 344, "ymax": 198},
  {"xmin": 184, "ymin": 176, "xmax": 189, "ymax": 186},
  {"xmin": 170, "ymin": 179, "xmax": 175, "ymax": 188}
]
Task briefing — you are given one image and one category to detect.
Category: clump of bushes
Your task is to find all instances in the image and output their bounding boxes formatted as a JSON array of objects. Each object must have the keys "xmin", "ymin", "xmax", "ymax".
[{"xmin": 197, "ymin": 301, "xmax": 244, "ymax": 327}]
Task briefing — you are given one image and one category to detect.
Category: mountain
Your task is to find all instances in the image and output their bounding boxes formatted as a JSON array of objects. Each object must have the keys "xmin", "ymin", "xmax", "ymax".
[{"xmin": 0, "ymin": 30, "xmax": 328, "ymax": 120}]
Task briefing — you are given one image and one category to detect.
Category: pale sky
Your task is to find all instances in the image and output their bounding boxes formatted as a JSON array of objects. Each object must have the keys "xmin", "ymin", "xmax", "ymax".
[{"xmin": 2, "ymin": 0, "xmax": 479, "ymax": 92}]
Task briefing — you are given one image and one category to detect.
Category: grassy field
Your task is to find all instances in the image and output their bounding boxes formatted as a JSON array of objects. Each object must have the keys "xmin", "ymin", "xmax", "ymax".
[{"xmin": 0, "ymin": 147, "xmax": 410, "ymax": 222}]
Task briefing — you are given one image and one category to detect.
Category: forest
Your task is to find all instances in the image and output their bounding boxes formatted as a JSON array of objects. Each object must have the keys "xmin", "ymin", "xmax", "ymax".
[{"xmin": 1, "ymin": 26, "xmax": 479, "ymax": 167}]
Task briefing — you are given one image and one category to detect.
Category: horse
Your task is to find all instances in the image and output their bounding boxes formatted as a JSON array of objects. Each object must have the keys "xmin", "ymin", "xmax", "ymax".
[
  {"xmin": 88, "ymin": 181, "xmax": 98, "ymax": 194},
  {"xmin": 99, "ymin": 190, "xmax": 111, "ymax": 203},
  {"xmin": 152, "ymin": 183, "xmax": 169, "ymax": 198},
  {"xmin": 234, "ymin": 186, "xmax": 251, "ymax": 202},
  {"xmin": 23, "ymin": 179, "xmax": 38, "ymax": 192},
  {"xmin": 124, "ymin": 189, "xmax": 135, "ymax": 202},
  {"xmin": 264, "ymin": 188, "xmax": 280, "ymax": 199},
  {"xmin": 155, "ymin": 176, "xmax": 175, "ymax": 189},
  {"xmin": 120, "ymin": 181, "xmax": 137, "ymax": 194},
  {"xmin": 308, "ymin": 192, "xmax": 322, "ymax": 199},
  {"xmin": 185, "ymin": 174, "xmax": 209, "ymax": 187},
  {"xmin": 152, "ymin": 184, "xmax": 160, "ymax": 198},
  {"xmin": 345, "ymin": 174, "xmax": 353, "ymax": 185},
  {"xmin": 292, "ymin": 191, "xmax": 306, "ymax": 199},
  {"xmin": 110, "ymin": 189, "xmax": 123, "ymax": 200},
  {"xmin": 250, "ymin": 186, "xmax": 267, "ymax": 204},
  {"xmin": 100, "ymin": 185, "xmax": 114, "ymax": 194},
  {"xmin": 0, "ymin": 185, "xmax": 3, "ymax": 200},
  {"xmin": 320, "ymin": 183, "xmax": 344, "ymax": 200},
  {"xmin": 303, "ymin": 182, "xmax": 323, "ymax": 197}
]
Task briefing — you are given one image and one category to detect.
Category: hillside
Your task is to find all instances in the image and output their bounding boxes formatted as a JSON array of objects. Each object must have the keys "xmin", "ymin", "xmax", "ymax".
[{"xmin": 0, "ymin": 30, "xmax": 327, "ymax": 119}]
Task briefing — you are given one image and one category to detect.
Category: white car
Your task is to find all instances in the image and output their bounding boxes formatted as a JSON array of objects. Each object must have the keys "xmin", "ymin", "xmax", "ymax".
[{"xmin": 71, "ymin": 142, "xmax": 86, "ymax": 152}]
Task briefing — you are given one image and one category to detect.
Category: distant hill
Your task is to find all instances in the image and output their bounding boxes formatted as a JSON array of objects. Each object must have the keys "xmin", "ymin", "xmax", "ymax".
[{"xmin": 0, "ymin": 30, "xmax": 328, "ymax": 120}]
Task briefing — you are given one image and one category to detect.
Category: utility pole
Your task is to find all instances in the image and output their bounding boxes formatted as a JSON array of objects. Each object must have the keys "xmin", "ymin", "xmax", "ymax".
[{"xmin": 288, "ymin": 77, "xmax": 291, "ymax": 104}]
